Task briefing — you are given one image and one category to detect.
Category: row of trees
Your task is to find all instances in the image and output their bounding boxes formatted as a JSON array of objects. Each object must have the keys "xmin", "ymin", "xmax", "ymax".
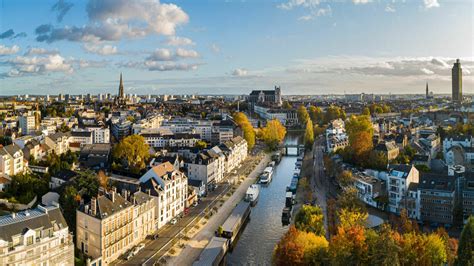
[
  {"xmin": 234, "ymin": 112, "xmax": 287, "ymax": 151},
  {"xmin": 233, "ymin": 112, "xmax": 256, "ymax": 150},
  {"xmin": 274, "ymin": 192, "xmax": 474, "ymax": 265}
]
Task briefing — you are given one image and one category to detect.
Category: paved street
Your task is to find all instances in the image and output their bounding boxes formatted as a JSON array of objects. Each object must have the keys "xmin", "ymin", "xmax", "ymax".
[
  {"xmin": 311, "ymin": 137, "xmax": 329, "ymax": 237},
  {"xmin": 113, "ymin": 154, "xmax": 267, "ymax": 266}
]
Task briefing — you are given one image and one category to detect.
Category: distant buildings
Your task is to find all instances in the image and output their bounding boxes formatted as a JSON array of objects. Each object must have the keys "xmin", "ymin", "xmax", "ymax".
[
  {"xmin": 452, "ymin": 59, "xmax": 462, "ymax": 104},
  {"xmin": 0, "ymin": 205, "xmax": 74, "ymax": 266},
  {"xmin": 248, "ymin": 86, "xmax": 282, "ymax": 106}
]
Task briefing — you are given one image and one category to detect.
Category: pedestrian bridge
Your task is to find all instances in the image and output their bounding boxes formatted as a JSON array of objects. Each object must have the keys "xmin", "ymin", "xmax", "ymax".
[{"xmin": 280, "ymin": 144, "xmax": 305, "ymax": 156}]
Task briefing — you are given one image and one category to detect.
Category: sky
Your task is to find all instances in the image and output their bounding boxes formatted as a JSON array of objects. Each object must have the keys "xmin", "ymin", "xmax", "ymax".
[{"xmin": 0, "ymin": 0, "xmax": 473, "ymax": 96}]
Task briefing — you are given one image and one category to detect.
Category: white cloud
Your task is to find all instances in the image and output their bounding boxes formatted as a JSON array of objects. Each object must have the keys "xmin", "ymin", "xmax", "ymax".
[
  {"xmin": 175, "ymin": 48, "xmax": 199, "ymax": 58},
  {"xmin": 25, "ymin": 47, "xmax": 59, "ymax": 56},
  {"xmin": 36, "ymin": 0, "xmax": 189, "ymax": 43},
  {"xmin": 3, "ymin": 54, "xmax": 73, "ymax": 77},
  {"xmin": 423, "ymin": 0, "xmax": 440, "ymax": 9},
  {"xmin": 385, "ymin": 4, "xmax": 396, "ymax": 12},
  {"xmin": 145, "ymin": 62, "xmax": 199, "ymax": 71},
  {"xmin": 83, "ymin": 43, "xmax": 118, "ymax": 55},
  {"xmin": 0, "ymin": 45, "xmax": 20, "ymax": 55},
  {"xmin": 147, "ymin": 48, "xmax": 199, "ymax": 61},
  {"xmin": 420, "ymin": 68, "xmax": 434, "ymax": 75},
  {"xmin": 210, "ymin": 43, "xmax": 220, "ymax": 54},
  {"xmin": 299, "ymin": 5, "xmax": 332, "ymax": 20},
  {"xmin": 232, "ymin": 68, "xmax": 248, "ymax": 77},
  {"xmin": 165, "ymin": 36, "xmax": 195, "ymax": 46},
  {"xmin": 352, "ymin": 0, "xmax": 372, "ymax": 4},
  {"xmin": 277, "ymin": 0, "xmax": 321, "ymax": 10}
]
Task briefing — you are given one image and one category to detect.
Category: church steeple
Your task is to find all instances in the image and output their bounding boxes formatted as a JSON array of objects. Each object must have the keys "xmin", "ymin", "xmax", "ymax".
[{"xmin": 119, "ymin": 72, "xmax": 124, "ymax": 99}]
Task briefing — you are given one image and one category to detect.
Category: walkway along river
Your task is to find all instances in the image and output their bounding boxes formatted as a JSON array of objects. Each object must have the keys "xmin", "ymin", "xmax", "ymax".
[{"xmin": 227, "ymin": 134, "xmax": 302, "ymax": 265}]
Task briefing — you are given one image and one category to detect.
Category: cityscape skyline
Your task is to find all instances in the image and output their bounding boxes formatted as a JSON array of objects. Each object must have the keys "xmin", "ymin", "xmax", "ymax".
[{"xmin": 0, "ymin": 0, "xmax": 473, "ymax": 95}]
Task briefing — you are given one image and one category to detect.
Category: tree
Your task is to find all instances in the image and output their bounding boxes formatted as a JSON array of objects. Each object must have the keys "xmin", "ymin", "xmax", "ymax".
[
  {"xmin": 98, "ymin": 170, "xmax": 109, "ymax": 189},
  {"xmin": 329, "ymin": 225, "xmax": 368, "ymax": 265},
  {"xmin": 324, "ymin": 105, "xmax": 346, "ymax": 123},
  {"xmin": 457, "ymin": 216, "xmax": 474, "ymax": 265},
  {"xmin": 273, "ymin": 226, "xmax": 328, "ymax": 266},
  {"xmin": 113, "ymin": 135, "xmax": 150, "ymax": 173},
  {"xmin": 59, "ymin": 186, "xmax": 80, "ymax": 233},
  {"xmin": 336, "ymin": 170, "xmax": 354, "ymax": 187},
  {"xmin": 74, "ymin": 170, "xmax": 100, "ymax": 201},
  {"xmin": 195, "ymin": 140, "xmax": 207, "ymax": 149},
  {"xmin": 297, "ymin": 105, "xmax": 310, "ymax": 128},
  {"xmin": 233, "ymin": 112, "xmax": 255, "ymax": 150},
  {"xmin": 367, "ymin": 150, "xmax": 388, "ymax": 170},
  {"xmin": 338, "ymin": 208, "xmax": 368, "ymax": 230},
  {"xmin": 282, "ymin": 101, "xmax": 292, "ymax": 109},
  {"xmin": 304, "ymin": 119, "xmax": 314, "ymax": 150},
  {"xmin": 424, "ymin": 234, "xmax": 448, "ymax": 265},
  {"xmin": 337, "ymin": 187, "xmax": 366, "ymax": 213},
  {"xmin": 366, "ymin": 224, "xmax": 400, "ymax": 265},
  {"xmin": 346, "ymin": 115, "xmax": 374, "ymax": 165},
  {"xmin": 261, "ymin": 119, "xmax": 286, "ymax": 150},
  {"xmin": 309, "ymin": 105, "xmax": 323, "ymax": 125},
  {"xmin": 295, "ymin": 205, "xmax": 326, "ymax": 236},
  {"xmin": 415, "ymin": 164, "xmax": 430, "ymax": 173},
  {"xmin": 361, "ymin": 107, "xmax": 370, "ymax": 116}
]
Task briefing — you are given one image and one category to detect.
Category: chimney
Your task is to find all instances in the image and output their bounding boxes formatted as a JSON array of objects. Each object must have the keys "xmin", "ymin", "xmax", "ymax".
[
  {"xmin": 111, "ymin": 190, "xmax": 115, "ymax": 202},
  {"xmin": 147, "ymin": 189, "xmax": 151, "ymax": 196},
  {"xmin": 11, "ymin": 212, "xmax": 16, "ymax": 219},
  {"xmin": 91, "ymin": 197, "xmax": 97, "ymax": 216}
]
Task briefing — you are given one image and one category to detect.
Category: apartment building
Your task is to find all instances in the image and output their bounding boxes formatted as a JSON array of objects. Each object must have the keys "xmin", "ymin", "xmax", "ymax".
[
  {"xmin": 461, "ymin": 171, "xmax": 474, "ymax": 224},
  {"xmin": 419, "ymin": 172, "xmax": 456, "ymax": 225},
  {"xmin": 76, "ymin": 188, "xmax": 156, "ymax": 265},
  {"xmin": 70, "ymin": 130, "xmax": 94, "ymax": 147},
  {"xmin": 387, "ymin": 164, "xmax": 419, "ymax": 214},
  {"xmin": 45, "ymin": 132, "xmax": 70, "ymax": 155},
  {"xmin": 354, "ymin": 174, "xmax": 384, "ymax": 208},
  {"xmin": 443, "ymin": 135, "xmax": 472, "ymax": 153},
  {"xmin": 140, "ymin": 162, "xmax": 188, "ymax": 229},
  {"xmin": 325, "ymin": 119, "xmax": 349, "ymax": 153},
  {"xmin": 219, "ymin": 136, "xmax": 248, "ymax": 173},
  {"xmin": 0, "ymin": 144, "xmax": 26, "ymax": 176},
  {"xmin": 111, "ymin": 118, "xmax": 132, "ymax": 141},
  {"xmin": 141, "ymin": 132, "xmax": 201, "ymax": 148},
  {"xmin": 0, "ymin": 205, "xmax": 74, "ymax": 266},
  {"xmin": 18, "ymin": 114, "xmax": 36, "ymax": 135},
  {"xmin": 132, "ymin": 114, "xmax": 164, "ymax": 134}
]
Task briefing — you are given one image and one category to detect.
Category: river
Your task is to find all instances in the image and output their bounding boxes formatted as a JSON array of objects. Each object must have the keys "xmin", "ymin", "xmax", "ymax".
[{"xmin": 226, "ymin": 133, "xmax": 302, "ymax": 265}]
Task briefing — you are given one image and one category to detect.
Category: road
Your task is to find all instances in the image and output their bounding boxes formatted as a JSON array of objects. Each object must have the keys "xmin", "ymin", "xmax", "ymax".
[
  {"xmin": 114, "ymin": 184, "xmax": 231, "ymax": 266},
  {"xmin": 311, "ymin": 137, "xmax": 330, "ymax": 237},
  {"xmin": 165, "ymin": 153, "xmax": 270, "ymax": 266},
  {"xmin": 114, "ymin": 153, "xmax": 267, "ymax": 266}
]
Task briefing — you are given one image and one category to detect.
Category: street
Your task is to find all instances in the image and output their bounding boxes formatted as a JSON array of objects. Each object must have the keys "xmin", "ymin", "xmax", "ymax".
[{"xmin": 311, "ymin": 137, "xmax": 330, "ymax": 237}]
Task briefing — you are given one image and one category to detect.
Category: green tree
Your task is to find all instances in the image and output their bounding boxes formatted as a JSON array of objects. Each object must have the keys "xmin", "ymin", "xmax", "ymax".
[
  {"xmin": 113, "ymin": 135, "xmax": 150, "ymax": 173},
  {"xmin": 74, "ymin": 170, "xmax": 100, "ymax": 201},
  {"xmin": 324, "ymin": 105, "xmax": 346, "ymax": 123},
  {"xmin": 295, "ymin": 205, "xmax": 326, "ymax": 236},
  {"xmin": 457, "ymin": 216, "xmax": 474, "ymax": 265},
  {"xmin": 59, "ymin": 186, "xmax": 80, "ymax": 233},
  {"xmin": 297, "ymin": 105, "xmax": 310, "ymax": 128},
  {"xmin": 282, "ymin": 101, "xmax": 292, "ymax": 109},
  {"xmin": 361, "ymin": 107, "xmax": 370, "ymax": 116},
  {"xmin": 304, "ymin": 119, "xmax": 314, "ymax": 150},
  {"xmin": 415, "ymin": 164, "xmax": 430, "ymax": 173}
]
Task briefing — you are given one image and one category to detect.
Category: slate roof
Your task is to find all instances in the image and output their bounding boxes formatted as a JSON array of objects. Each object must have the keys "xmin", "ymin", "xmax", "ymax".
[
  {"xmin": 249, "ymin": 90, "xmax": 276, "ymax": 96},
  {"xmin": 0, "ymin": 205, "xmax": 68, "ymax": 242},
  {"xmin": 419, "ymin": 172, "xmax": 455, "ymax": 192},
  {"xmin": 95, "ymin": 193, "xmax": 131, "ymax": 219}
]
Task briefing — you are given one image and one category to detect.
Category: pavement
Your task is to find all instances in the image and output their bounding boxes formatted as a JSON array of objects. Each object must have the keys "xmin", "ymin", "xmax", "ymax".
[{"xmin": 165, "ymin": 153, "xmax": 271, "ymax": 266}]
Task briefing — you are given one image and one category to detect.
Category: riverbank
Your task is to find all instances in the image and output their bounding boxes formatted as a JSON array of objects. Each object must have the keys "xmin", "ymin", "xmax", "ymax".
[{"xmin": 165, "ymin": 153, "xmax": 271, "ymax": 265}]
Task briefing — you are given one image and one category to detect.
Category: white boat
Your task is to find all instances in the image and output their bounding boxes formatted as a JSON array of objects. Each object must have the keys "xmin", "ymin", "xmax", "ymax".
[
  {"xmin": 260, "ymin": 167, "xmax": 274, "ymax": 184},
  {"xmin": 244, "ymin": 184, "xmax": 260, "ymax": 206},
  {"xmin": 268, "ymin": 161, "xmax": 276, "ymax": 168}
]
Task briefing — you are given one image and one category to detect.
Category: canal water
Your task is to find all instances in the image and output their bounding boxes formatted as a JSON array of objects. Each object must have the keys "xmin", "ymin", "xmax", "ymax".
[{"xmin": 227, "ymin": 134, "xmax": 302, "ymax": 265}]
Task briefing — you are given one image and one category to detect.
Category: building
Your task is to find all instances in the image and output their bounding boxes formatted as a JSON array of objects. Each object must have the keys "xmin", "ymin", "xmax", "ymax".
[
  {"xmin": 18, "ymin": 114, "xmax": 36, "ymax": 135},
  {"xmin": 0, "ymin": 205, "xmax": 74, "ymax": 266},
  {"xmin": 354, "ymin": 174, "xmax": 384, "ymax": 208},
  {"xmin": 187, "ymin": 149, "xmax": 226, "ymax": 187},
  {"xmin": 132, "ymin": 114, "xmax": 164, "ymax": 135},
  {"xmin": 45, "ymin": 132, "xmax": 70, "ymax": 155},
  {"xmin": 387, "ymin": 165, "xmax": 419, "ymax": 214},
  {"xmin": 111, "ymin": 118, "xmax": 132, "ymax": 141},
  {"xmin": 253, "ymin": 105, "xmax": 298, "ymax": 126},
  {"xmin": 219, "ymin": 136, "xmax": 248, "ymax": 173},
  {"xmin": 141, "ymin": 132, "xmax": 201, "ymax": 148},
  {"xmin": 248, "ymin": 86, "xmax": 282, "ymax": 106},
  {"xmin": 79, "ymin": 144, "xmax": 111, "ymax": 170},
  {"xmin": 418, "ymin": 172, "xmax": 456, "ymax": 225},
  {"xmin": 139, "ymin": 162, "xmax": 188, "ymax": 229},
  {"xmin": 443, "ymin": 135, "xmax": 472, "ymax": 153},
  {"xmin": 374, "ymin": 141, "xmax": 400, "ymax": 161},
  {"xmin": 0, "ymin": 144, "xmax": 26, "ymax": 176},
  {"xmin": 76, "ymin": 188, "xmax": 156, "ymax": 265},
  {"xmin": 461, "ymin": 172, "xmax": 474, "ymax": 224},
  {"xmin": 452, "ymin": 59, "xmax": 462, "ymax": 104},
  {"xmin": 70, "ymin": 130, "xmax": 94, "ymax": 148},
  {"xmin": 50, "ymin": 169, "xmax": 78, "ymax": 189},
  {"xmin": 116, "ymin": 73, "xmax": 126, "ymax": 106},
  {"xmin": 325, "ymin": 119, "xmax": 348, "ymax": 153}
]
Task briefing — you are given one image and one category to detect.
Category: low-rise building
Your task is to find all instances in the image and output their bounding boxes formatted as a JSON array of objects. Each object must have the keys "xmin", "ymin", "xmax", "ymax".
[
  {"xmin": 387, "ymin": 164, "xmax": 419, "ymax": 214},
  {"xmin": 374, "ymin": 140, "xmax": 400, "ymax": 161},
  {"xmin": 354, "ymin": 174, "xmax": 384, "ymax": 208},
  {"xmin": 0, "ymin": 144, "xmax": 26, "ymax": 176},
  {"xmin": 419, "ymin": 172, "xmax": 456, "ymax": 225},
  {"xmin": 45, "ymin": 132, "xmax": 70, "ymax": 155},
  {"xmin": 0, "ymin": 205, "xmax": 74, "ymax": 266}
]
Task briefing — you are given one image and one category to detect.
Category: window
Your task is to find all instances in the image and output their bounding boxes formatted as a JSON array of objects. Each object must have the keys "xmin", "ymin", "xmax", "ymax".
[{"xmin": 27, "ymin": 236, "xmax": 34, "ymax": 245}]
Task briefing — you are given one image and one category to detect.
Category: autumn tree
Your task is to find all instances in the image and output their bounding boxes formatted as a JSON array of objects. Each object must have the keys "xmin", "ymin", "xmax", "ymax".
[
  {"xmin": 304, "ymin": 119, "xmax": 314, "ymax": 150},
  {"xmin": 361, "ymin": 107, "xmax": 370, "ymax": 116},
  {"xmin": 329, "ymin": 225, "xmax": 368, "ymax": 265},
  {"xmin": 195, "ymin": 140, "xmax": 207, "ymax": 149},
  {"xmin": 457, "ymin": 216, "xmax": 474, "ymax": 266},
  {"xmin": 324, "ymin": 105, "xmax": 346, "ymax": 123},
  {"xmin": 282, "ymin": 101, "xmax": 292, "ymax": 109},
  {"xmin": 261, "ymin": 119, "xmax": 286, "ymax": 150},
  {"xmin": 98, "ymin": 170, "xmax": 109, "ymax": 189},
  {"xmin": 346, "ymin": 115, "xmax": 374, "ymax": 165},
  {"xmin": 273, "ymin": 226, "xmax": 328, "ymax": 266},
  {"xmin": 295, "ymin": 205, "xmax": 326, "ymax": 236},
  {"xmin": 337, "ymin": 187, "xmax": 366, "ymax": 213},
  {"xmin": 309, "ymin": 105, "xmax": 323, "ymax": 125},
  {"xmin": 233, "ymin": 112, "xmax": 256, "ymax": 150},
  {"xmin": 113, "ymin": 135, "xmax": 150, "ymax": 173},
  {"xmin": 338, "ymin": 208, "xmax": 368, "ymax": 230},
  {"xmin": 336, "ymin": 170, "xmax": 354, "ymax": 187},
  {"xmin": 366, "ymin": 224, "xmax": 400, "ymax": 265},
  {"xmin": 297, "ymin": 105, "xmax": 310, "ymax": 128}
]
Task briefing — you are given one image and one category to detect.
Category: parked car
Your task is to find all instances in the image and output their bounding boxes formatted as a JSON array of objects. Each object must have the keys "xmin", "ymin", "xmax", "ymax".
[
  {"xmin": 170, "ymin": 218, "xmax": 177, "ymax": 225},
  {"xmin": 126, "ymin": 250, "xmax": 135, "ymax": 260},
  {"xmin": 193, "ymin": 201, "xmax": 198, "ymax": 207}
]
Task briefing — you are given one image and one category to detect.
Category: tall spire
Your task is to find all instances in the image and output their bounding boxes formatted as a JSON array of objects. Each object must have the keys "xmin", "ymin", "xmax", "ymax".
[
  {"xmin": 426, "ymin": 82, "xmax": 429, "ymax": 98},
  {"xmin": 119, "ymin": 72, "xmax": 124, "ymax": 99}
]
